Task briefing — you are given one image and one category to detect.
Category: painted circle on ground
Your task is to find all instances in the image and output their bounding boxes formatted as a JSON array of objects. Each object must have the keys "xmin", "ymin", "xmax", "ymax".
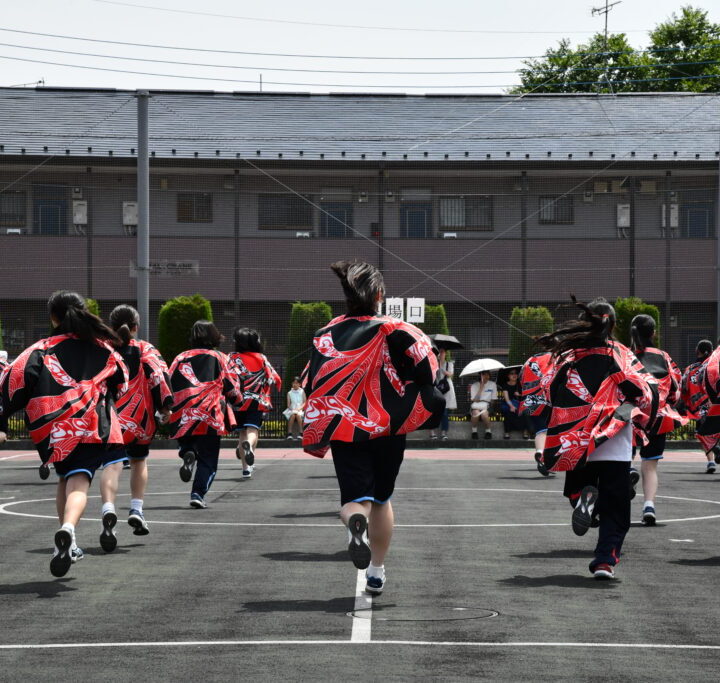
[{"xmin": 1, "ymin": 488, "xmax": 720, "ymax": 527}]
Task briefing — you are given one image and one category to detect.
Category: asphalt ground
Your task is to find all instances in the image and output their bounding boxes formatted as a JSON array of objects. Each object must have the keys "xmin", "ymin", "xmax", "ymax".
[{"xmin": 1, "ymin": 446, "xmax": 719, "ymax": 681}]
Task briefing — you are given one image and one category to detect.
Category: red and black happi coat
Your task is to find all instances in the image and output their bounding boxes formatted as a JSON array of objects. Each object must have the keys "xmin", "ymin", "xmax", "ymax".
[
  {"xmin": 228, "ymin": 351, "xmax": 282, "ymax": 413},
  {"xmin": 168, "ymin": 348, "xmax": 241, "ymax": 438},
  {"xmin": 519, "ymin": 351, "xmax": 554, "ymax": 419},
  {"xmin": 0, "ymin": 334, "xmax": 128, "ymax": 464},
  {"xmin": 541, "ymin": 342, "xmax": 659, "ymax": 473},
  {"xmin": 695, "ymin": 347, "xmax": 720, "ymax": 453},
  {"xmin": 633, "ymin": 347, "xmax": 686, "ymax": 436},
  {"xmin": 115, "ymin": 339, "xmax": 173, "ymax": 446},
  {"xmin": 302, "ymin": 314, "xmax": 444, "ymax": 458},
  {"xmin": 680, "ymin": 360, "xmax": 709, "ymax": 420}
]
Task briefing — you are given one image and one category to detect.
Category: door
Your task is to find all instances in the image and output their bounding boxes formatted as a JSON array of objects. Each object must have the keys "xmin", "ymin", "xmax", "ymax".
[
  {"xmin": 320, "ymin": 202, "xmax": 352, "ymax": 238},
  {"xmin": 401, "ymin": 202, "xmax": 432, "ymax": 238}
]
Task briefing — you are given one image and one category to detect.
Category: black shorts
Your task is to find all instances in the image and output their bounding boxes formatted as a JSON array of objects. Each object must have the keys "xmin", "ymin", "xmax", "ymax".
[
  {"xmin": 330, "ymin": 435, "xmax": 406, "ymax": 506},
  {"xmin": 635, "ymin": 433, "xmax": 666, "ymax": 461},
  {"xmin": 232, "ymin": 410, "xmax": 263, "ymax": 430},
  {"xmin": 54, "ymin": 445, "xmax": 125, "ymax": 481},
  {"xmin": 127, "ymin": 443, "xmax": 150, "ymax": 459}
]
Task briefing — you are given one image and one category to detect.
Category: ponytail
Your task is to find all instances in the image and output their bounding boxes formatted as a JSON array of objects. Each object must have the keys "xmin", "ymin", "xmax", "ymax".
[
  {"xmin": 48, "ymin": 290, "xmax": 119, "ymax": 345},
  {"xmin": 109, "ymin": 304, "xmax": 140, "ymax": 345},
  {"xmin": 330, "ymin": 260, "xmax": 385, "ymax": 316},
  {"xmin": 696, "ymin": 339, "xmax": 713, "ymax": 362},
  {"xmin": 630, "ymin": 314, "xmax": 656, "ymax": 353},
  {"xmin": 536, "ymin": 296, "xmax": 616, "ymax": 357}
]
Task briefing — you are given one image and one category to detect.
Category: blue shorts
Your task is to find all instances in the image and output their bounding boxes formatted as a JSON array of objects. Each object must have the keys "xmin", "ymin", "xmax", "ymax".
[
  {"xmin": 232, "ymin": 410, "xmax": 263, "ymax": 430},
  {"xmin": 54, "ymin": 446, "xmax": 126, "ymax": 481}
]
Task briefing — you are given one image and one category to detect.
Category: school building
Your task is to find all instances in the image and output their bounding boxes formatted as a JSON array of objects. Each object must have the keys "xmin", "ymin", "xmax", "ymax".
[{"xmin": 0, "ymin": 87, "xmax": 718, "ymax": 367}]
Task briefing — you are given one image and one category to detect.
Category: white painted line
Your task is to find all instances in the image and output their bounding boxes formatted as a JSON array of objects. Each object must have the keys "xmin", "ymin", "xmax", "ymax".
[
  {"xmin": 669, "ymin": 539, "xmax": 695, "ymax": 543},
  {"xmin": 1, "ymin": 640, "xmax": 720, "ymax": 651},
  {"xmin": 0, "ymin": 497, "xmax": 15, "ymax": 500},
  {"xmin": 0, "ymin": 452, "xmax": 37, "ymax": 461},
  {"xmin": 351, "ymin": 571, "xmax": 372, "ymax": 643}
]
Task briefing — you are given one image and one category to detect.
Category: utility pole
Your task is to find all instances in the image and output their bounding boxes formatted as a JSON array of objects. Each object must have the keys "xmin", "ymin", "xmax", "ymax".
[
  {"xmin": 591, "ymin": 0, "xmax": 622, "ymax": 53},
  {"xmin": 136, "ymin": 90, "xmax": 150, "ymax": 341}
]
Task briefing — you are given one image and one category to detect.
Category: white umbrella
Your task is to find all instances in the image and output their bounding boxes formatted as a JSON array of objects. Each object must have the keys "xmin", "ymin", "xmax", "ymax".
[{"xmin": 459, "ymin": 358, "xmax": 505, "ymax": 378}]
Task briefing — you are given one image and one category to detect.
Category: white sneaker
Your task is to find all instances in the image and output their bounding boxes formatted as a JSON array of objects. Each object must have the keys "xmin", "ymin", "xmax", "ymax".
[{"xmin": 365, "ymin": 569, "xmax": 386, "ymax": 595}]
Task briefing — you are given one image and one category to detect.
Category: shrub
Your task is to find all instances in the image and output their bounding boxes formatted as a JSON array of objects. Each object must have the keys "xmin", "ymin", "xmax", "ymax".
[
  {"xmin": 614, "ymin": 297, "xmax": 661, "ymax": 347},
  {"xmin": 508, "ymin": 306, "xmax": 554, "ymax": 365},
  {"xmin": 157, "ymin": 294, "xmax": 213, "ymax": 363},
  {"xmin": 85, "ymin": 298, "xmax": 100, "ymax": 317},
  {"xmin": 284, "ymin": 301, "xmax": 332, "ymax": 392},
  {"xmin": 417, "ymin": 304, "xmax": 450, "ymax": 337}
]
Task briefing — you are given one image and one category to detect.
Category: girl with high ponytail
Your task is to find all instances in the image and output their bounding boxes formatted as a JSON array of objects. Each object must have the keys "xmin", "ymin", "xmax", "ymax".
[
  {"xmin": 535, "ymin": 297, "xmax": 658, "ymax": 580},
  {"xmin": 0, "ymin": 290, "xmax": 129, "ymax": 578},
  {"xmin": 628, "ymin": 314, "xmax": 686, "ymax": 526},
  {"xmin": 95, "ymin": 305, "xmax": 173, "ymax": 546}
]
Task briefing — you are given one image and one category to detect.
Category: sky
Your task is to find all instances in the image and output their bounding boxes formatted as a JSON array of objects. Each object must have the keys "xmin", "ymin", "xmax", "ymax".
[{"xmin": 0, "ymin": 0, "xmax": 718, "ymax": 93}]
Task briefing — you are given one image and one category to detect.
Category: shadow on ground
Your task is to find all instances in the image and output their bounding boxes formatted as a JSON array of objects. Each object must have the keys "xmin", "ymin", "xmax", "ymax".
[
  {"xmin": 498, "ymin": 574, "xmax": 619, "ymax": 589},
  {"xmin": 273, "ymin": 511, "xmax": 338, "ymax": 519},
  {"xmin": 239, "ymin": 596, "xmax": 355, "ymax": 615},
  {"xmin": 513, "ymin": 549, "xmax": 590, "ymax": 559},
  {"xmin": 26, "ymin": 544, "xmax": 144, "ymax": 556},
  {"xmin": 0, "ymin": 577, "xmax": 76, "ymax": 598},
  {"xmin": 262, "ymin": 550, "xmax": 347, "ymax": 563},
  {"xmin": 670, "ymin": 556, "xmax": 720, "ymax": 566}
]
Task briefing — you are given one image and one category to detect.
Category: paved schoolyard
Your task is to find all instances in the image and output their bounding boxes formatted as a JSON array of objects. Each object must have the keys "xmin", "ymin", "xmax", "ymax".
[{"xmin": 0, "ymin": 447, "xmax": 718, "ymax": 680}]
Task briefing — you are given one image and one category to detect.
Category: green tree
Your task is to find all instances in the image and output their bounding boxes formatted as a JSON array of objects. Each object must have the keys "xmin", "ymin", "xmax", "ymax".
[
  {"xmin": 284, "ymin": 301, "xmax": 333, "ymax": 392},
  {"xmin": 507, "ymin": 307, "xmax": 554, "ymax": 365},
  {"xmin": 85, "ymin": 298, "xmax": 100, "ymax": 317},
  {"xmin": 512, "ymin": 6, "xmax": 720, "ymax": 94},
  {"xmin": 614, "ymin": 297, "xmax": 661, "ymax": 347},
  {"xmin": 157, "ymin": 294, "xmax": 213, "ymax": 363},
  {"xmin": 417, "ymin": 304, "xmax": 450, "ymax": 337}
]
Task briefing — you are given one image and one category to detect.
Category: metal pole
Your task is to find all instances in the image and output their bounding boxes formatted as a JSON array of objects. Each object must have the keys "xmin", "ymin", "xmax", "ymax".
[
  {"xmin": 716, "ymin": 135, "xmax": 720, "ymax": 340},
  {"xmin": 136, "ymin": 90, "xmax": 150, "ymax": 341}
]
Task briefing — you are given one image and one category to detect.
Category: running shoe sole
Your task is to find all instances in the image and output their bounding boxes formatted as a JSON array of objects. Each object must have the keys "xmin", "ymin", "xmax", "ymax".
[
  {"xmin": 642, "ymin": 510, "xmax": 657, "ymax": 526},
  {"xmin": 50, "ymin": 529, "xmax": 73, "ymax": 577},
  {"xmin": 189, "ymin": 498, "xmax": 207, "ymax": 509},
  {"xmin": 39, "ymin": 463, "xmax": 50, "ymax": 480},
  {"xmin": 179, "ymin": 451, "xmax": 196, "ymax": 483},
  {"xmin": 706, "ymin": 464, "xmax": 716, "ymax": 474},
  {"xmin": 347, "ymin": 513, "xmax": 371, "ymax": 569},
  {"xmin": 241, "ymin": 440, "xmax": 255, "ymax": 467},
  {"xmin": 572, "ymin": 486, "xmax": 599, "ymax": 537},
  {"xmin": 593, "ymin": 567, "xmax": 615, "ymax": 580},
  {"xmin": 100, "ymin": 511, "xmax": 118, "ymax": 552},
  {"xmin": 235, "ymin": 445, "xmax": 243, "ymax": 459},
  {"xmin": 128, "ymin": 514, "xmax": 149, "ymax": 536}
]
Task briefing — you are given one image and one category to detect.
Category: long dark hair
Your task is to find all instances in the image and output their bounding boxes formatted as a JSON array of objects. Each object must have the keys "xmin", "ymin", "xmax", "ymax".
[
  {"xmin": 189, "ymin": 320, "xmax": 223, "ymax": 349},
  {"xmin": 696, "ymin": 339, "xmax": 713, "ymax": 362},
  {"xmin": 536, "ymin": 296, "xmax": 616, "ymax": 357},
  {"xmin": 233, "ymin": 327, "xmax": 263, "ymax": 353},
  {"xmin": 48, "ymin": 290, "xmax": 119, "ymax": 344},
  {"xmin": 630, "ymin": 314, "xmax": 656, "ymax": 352},
  {"xmin": 330, "ymin": 260, "xmax": 384, "ymax": 316},
  {"xmin": 109, "ymin": 304, "xmax": 140, "ymax": 345}
]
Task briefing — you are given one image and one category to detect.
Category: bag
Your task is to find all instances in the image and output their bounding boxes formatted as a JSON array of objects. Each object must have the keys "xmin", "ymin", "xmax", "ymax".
[{"xmin": 436, "ymin": 377, "xmax": 450, "ymax": 394}]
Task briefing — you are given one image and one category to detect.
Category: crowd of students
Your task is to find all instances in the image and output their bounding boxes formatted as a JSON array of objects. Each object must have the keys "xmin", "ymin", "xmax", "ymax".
[{"xmin": 1, "ymin": 268, "xmax": 719, "ymax": 590}]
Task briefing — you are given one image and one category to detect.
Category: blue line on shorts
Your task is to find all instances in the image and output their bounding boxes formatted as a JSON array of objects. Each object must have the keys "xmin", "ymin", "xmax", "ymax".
[{"xmin": 60, "ymin": 468, "xmax": 94, "ymax": 480}]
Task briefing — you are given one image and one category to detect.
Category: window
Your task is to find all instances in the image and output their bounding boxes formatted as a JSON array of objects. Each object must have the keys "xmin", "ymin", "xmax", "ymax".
[
  {"xmin": 538, "ymin": 195, "xmax": 574, "ymax": 225},
  {"xmin": 0, "ymin": 191, "xmax": 27, "ymax": 226},
  {"xmin": 259, "ymin": 194, "xmax": 313, "ymax": 230},
  {"xmin": 320, "ymin": 202, "xmax": 353, "ymax": 237},
  {"xmin": 439, "ymin": 196, "xmax": 492, "ymax": 231},
  {"xmin": 177, "ymin": 193, "xmax": 213, "ymax": 223}
]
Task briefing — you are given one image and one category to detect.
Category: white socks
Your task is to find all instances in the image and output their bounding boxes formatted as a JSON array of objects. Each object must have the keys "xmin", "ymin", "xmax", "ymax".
[
  {"xmin": 471, "ymin": 428, "xmax": 478, "ymax": 434},
  {"xmin": 644, "ymin": 499, "xmax": 654, "ymax": 509},
  {"xmin": 367, "ymin": 563, "xmax": 385, "ymax": 579},
  {"xmin": 102, "ymin": 502, "xmax": 115, "ymax": 516},
  {"xmin": 130, "ymin": 498, "xmax": 143, "ymax": 513}
]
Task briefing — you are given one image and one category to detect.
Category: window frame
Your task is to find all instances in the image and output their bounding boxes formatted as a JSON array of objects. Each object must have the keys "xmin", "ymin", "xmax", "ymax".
[
  {"xmin": 0, "ymin": 190, "xmax": 27, "ymax": 227},
  {"xmin": 177, "ymin": 192, "xmax": 213, "ymax": 223},
  {"xmin": 258, "ymin": 193, "xmax": 314, "ymax": 230},
  {"xmin": 439, "ymin": 195, "xmax": 493, "ymax": 231},
  {"xmin": 538, "ymin": 195, "xmax": 574, "ymax": 225}
]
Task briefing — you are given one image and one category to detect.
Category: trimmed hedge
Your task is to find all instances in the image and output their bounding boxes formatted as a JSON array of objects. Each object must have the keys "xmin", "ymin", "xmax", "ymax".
[
  {"xmin": 508, "ymin": 306, "xmax": 554, "ymax": 365},
  {"xmin": 614, "ymin": 297, "xmax": 661, "ymax": 347},
  {"xmin": 417, "ymin": 304, "xmax": 450, "ymax": 337},
  {"xmin": 158, "ymin": 294, "xmax": 214, "ymax": 363},
  {"xmin": 284, "ymin": 301, "xmax": 332, "ymax": 392}
]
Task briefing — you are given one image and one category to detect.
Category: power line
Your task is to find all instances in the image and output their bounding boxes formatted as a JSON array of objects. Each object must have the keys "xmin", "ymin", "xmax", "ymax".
[
  {"xmin": 94, "ymin": 0, "xmax": 649, "ymax": 35},
  {"xmin": 1, "ymin": 26, "xmax": 719, "ymax": 62},
  {"xmin": 4, "ymin": 41, "xmax": 720, "ymax": 76},
  {"xmin": 1, "ymin": 53, "xmax": 719, "ymax": 90}
]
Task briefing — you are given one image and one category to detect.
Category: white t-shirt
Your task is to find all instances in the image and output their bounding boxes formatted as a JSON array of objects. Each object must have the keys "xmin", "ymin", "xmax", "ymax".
[
  {"xmin": 469, "ymin": 380, "xmax": 497, "ymax": 408},
  {"xmin": 587, "ymin": 423, "xmax": 632, "ymax": 463}
]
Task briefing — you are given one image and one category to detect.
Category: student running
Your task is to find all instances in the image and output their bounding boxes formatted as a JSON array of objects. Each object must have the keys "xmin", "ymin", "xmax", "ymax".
[
  {"xmin": 303, "ymin": 260, "xmax": 444, "ymax": 595},
  {"xmin": 168, "ymin": 320, "xmax": 241, "ymax": 509},
  {"xmin": 694, "ymin": 340, "xmax": 720, "ymax": 472},
  {"xmin": 227, "ymin": 327, "xmax": 281, "ymax": 477},
  {"xmin": 629, "ymin": 314, "xmax": 686, "ymax": 526},
  {"xmin": 97, "ymin": 305, "xmax": 173, "ymax": 551},
  {"xmin": 0, "ymin": 291, "xmax": 128, "ymax": 577},
  {"xmin": 536, "ymin": 297, "xmax": 657, "ymax": 580},
  {"xmin": 519, "ymin": 349, "xmax": 554, "ymax": 477},
  {"xmin": 681, "ymin": 339, "xmax": 718, "ymax": 473}
]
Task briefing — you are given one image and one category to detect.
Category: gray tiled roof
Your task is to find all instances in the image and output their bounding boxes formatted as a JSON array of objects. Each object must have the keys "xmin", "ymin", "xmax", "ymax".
[{"xmin": 0, "ymin": 88, "xmax": 718, "ymax": 162}]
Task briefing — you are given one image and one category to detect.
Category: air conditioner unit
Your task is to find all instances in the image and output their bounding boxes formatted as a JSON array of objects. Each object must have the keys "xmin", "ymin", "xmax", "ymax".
[
  {"xmin": 442, "ymin": 232, "xmax": 458, "ymax": 239},
  {"xmin": 5, "ymin": 228, "xmax": 22, "ymax": 235},
  {"xmin": 295, "ymin": 231, "xmax": 311, "ymax": 238},
  {"xmin": 122, "ymin": 201, "xmax": 138, "ymax": 226}
]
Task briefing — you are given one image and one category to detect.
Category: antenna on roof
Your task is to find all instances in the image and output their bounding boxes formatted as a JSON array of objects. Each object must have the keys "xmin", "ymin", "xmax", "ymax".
[{"xmin": 591, "ymin": 0, "xmax": 622, "ymax": 54}]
